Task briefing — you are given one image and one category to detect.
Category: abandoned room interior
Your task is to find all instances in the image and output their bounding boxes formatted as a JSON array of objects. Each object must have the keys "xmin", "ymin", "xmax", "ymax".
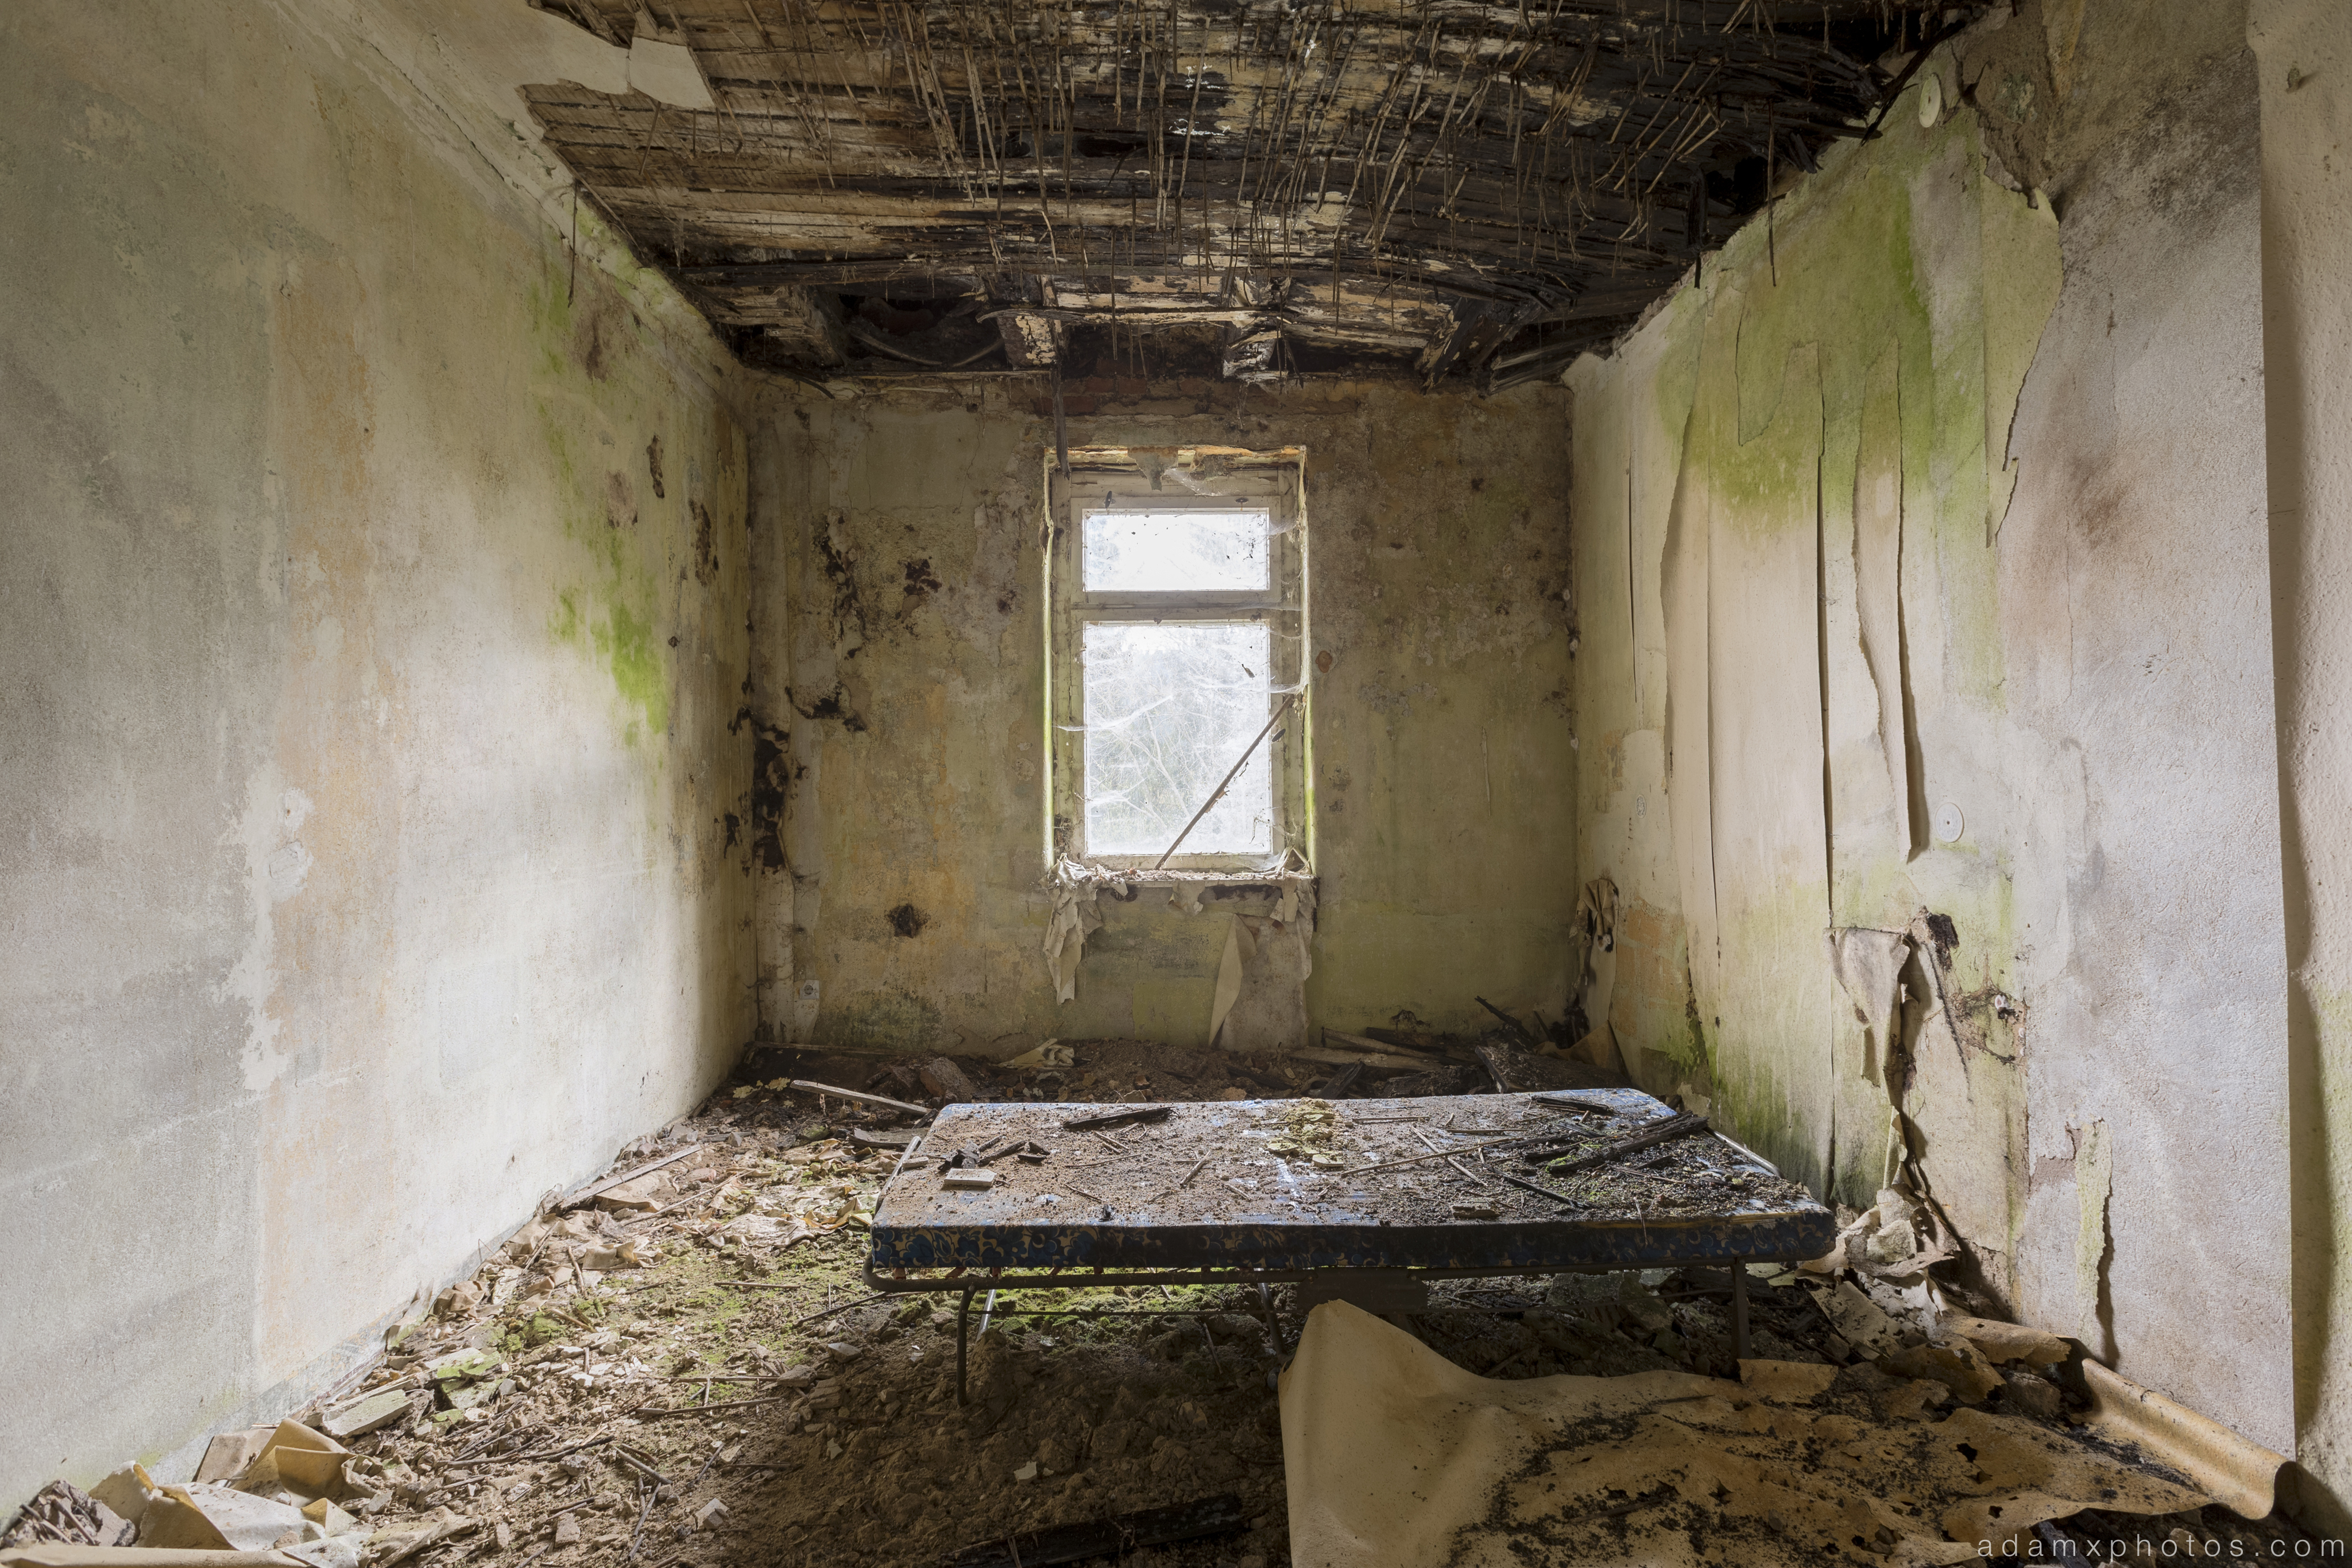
[{"xmin": 6, "ymin": 0, "xmax": 2352, "ymax": 1562}]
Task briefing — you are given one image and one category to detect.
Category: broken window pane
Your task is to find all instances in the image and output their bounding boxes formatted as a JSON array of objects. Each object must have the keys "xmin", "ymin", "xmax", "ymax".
[
  {"xmin": 1081, "ymin": 621, "xmax": 1274, "ymax": 858},
  {"xmin": 1082, "ymin": 509, "xmax": 1269, "ymax": 593}
]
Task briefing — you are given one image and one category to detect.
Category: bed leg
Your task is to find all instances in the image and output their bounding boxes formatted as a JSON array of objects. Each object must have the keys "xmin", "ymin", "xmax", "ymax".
[
  {"xmin": 1731, "ymin": 1259, "xmax": 1750, "ymax": 1362},
  {"xmin": 956, "ymin": 1284, "xmax": 977, "ymax": 1407}
]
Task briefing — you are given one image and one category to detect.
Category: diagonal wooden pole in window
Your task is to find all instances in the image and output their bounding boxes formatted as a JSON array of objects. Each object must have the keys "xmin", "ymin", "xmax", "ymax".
[{"xmin": 1150, "ymin": 690, "xmax": 1300, "ymax": 870}]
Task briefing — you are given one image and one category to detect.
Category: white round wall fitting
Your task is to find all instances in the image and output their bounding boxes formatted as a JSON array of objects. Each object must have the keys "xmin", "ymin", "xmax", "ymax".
[
  {"xmin": 1934, "ymin": 801, "xmax": 1965, "ymax": 843},
  {"xmin": 1918, "ymin": 72, "xmax": 1944, "ymax": 127}
]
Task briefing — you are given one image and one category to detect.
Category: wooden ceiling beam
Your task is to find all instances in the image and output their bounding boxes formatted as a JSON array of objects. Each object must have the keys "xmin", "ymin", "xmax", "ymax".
[{"xmin": 515, "ymin": 0, "xmax": 1947, "ymax": 380}]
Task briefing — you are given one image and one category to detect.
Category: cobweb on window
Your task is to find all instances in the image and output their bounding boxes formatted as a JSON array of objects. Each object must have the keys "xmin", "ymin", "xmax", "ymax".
[
  {"xmin": 1082, "ymin": 510, "xmax": 1269, "ymax": 593},
  {"xmin": 1081, "ymin": 621, "xmax": 1274, "ymax": 857}
]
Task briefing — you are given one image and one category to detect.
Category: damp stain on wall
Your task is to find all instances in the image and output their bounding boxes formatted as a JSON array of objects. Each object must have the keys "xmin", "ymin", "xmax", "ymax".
[{"xmin": 755, "ymin": 380, "xmax": 1577, "ymax": 1056}]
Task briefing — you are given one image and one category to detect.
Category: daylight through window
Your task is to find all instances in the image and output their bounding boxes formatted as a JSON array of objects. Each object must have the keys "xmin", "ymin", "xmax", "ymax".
[{"xmin": 1049, "ymin": 461, "xmax": 1308, "ymax": 872}]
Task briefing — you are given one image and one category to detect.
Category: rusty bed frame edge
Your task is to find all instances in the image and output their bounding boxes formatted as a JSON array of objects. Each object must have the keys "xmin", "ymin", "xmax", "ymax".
[{"xmin": 862, "ymin": 1252, "xmax": 1811, "ymax": 1403}]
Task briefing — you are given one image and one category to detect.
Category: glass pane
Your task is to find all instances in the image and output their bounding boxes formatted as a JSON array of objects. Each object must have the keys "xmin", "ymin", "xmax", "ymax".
[
  {"xmin": 1082, "ymin": 509, "xmax": 1269, "ymax": 592},
  {"xmin": 1082, "ymin": 621, "xmax": 1274, "ymax": 858}
]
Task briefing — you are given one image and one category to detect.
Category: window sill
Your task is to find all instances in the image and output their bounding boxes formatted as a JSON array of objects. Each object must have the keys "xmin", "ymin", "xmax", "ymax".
[
  {"xmin": 1049, "ymin": 858, "xmax": 1314, "ymax": 899},
  {"xmin": 1043, "ymin": 858, "xmax": 1316, "ymax": 1006}
]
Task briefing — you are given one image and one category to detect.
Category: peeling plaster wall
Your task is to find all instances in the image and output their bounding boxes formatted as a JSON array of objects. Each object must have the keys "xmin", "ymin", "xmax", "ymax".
[
  {"xmin": 0, "ymin": 0, "xmax": 755, "ymax": 1507},
  {"xmin": 1568, "ymin": 3, "xmax": 2290, "ymax": 1456},
  {"xmin": 749, "ymin": 381, "xmax": 1574, "ymax": 1059},
  {"xmin": 2256, "ymin": 0, "xmax": 2352, "ymax": 1535}
]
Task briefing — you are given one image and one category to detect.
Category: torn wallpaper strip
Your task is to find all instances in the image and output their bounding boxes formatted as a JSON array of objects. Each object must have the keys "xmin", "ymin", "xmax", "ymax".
[
  {"xmin": 1209, "ymin": 915, "xmax": 1251, "ymax": 1046},
  {"xmin": 1043, "ymin": 880, "xmax": 1105, "ymax": 1005},
  {"xmin": 2075, "ymin": 1118, "xmax": 2114, "ymax": 1344},
  {"xmin": 1043, "ymin": 863, "xmax": 1315, "ymax": 1011},
  {"xmin": 1569, "ymin": 876, "xmax": 1622, "ymax": 1073}
]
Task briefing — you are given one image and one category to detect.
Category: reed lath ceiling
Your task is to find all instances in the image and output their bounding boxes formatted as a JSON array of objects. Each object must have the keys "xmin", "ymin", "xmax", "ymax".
[{"xmin": 524, "ymin": 1, "xmax": 1952, "ymax": 389}]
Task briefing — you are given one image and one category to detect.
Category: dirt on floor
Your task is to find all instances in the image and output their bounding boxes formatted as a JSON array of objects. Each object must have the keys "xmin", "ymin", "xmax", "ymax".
[{"xmin": 7, "ymin": 1042, "xmax": 2328, "ymax": 1567}]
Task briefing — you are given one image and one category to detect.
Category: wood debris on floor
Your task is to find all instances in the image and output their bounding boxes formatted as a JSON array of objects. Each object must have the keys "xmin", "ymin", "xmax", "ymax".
[
  {"xmin": 3, "ymin": 1044, "xmax": 2328, "ymax": 1568},
  {"xmin": 742, "ymin": 1031, "xmax": 1628, "ymax": 1121}
]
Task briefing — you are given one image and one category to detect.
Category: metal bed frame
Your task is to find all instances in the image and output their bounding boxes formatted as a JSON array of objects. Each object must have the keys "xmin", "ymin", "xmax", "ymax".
[
  {"xmin": 861, "ymin": 1256, "xmax": 1818, "ymax": 1404},
  {"xmin": 857, "ymin": 1090, "xmax": 1833, "ymax": 1403}
]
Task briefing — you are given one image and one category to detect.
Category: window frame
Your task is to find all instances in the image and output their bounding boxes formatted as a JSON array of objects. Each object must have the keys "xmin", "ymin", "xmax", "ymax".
[{"xmin": 1046, "ymin": 460, "xmax": 1310, "ymax": 874}]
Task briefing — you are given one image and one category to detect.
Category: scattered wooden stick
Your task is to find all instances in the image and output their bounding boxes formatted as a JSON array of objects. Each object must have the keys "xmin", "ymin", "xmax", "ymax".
[
  {"xmin": 1533, "ymin": 1094, "xmax": 1624, "ymax": 1116},
  {"xmin": 1495, "ymin": 1171, "xmax": 1580, "ymax": 1207},
  {"xmin": 1062, "ymin": 1104, "xmax": 1172, "ymax": 1130},
  {"xmin": 446, "ymin": 1433, "xmax": 613, "ymax": 1468},
  {"xmin": 626, "ymin": 1477, "xmax": 656, "ymax": 1563},
  {"xmin": 685, "ymin": 1441, "xmax": 725, "ymax": 1491},
  {"xmin": 784, "ymin": 1079, "xmax": 932, "ymax": 1118},
  {"xmin": 609, "ymin": 1446, "xmax": 668, "ymax": 1486},
  {"xmin": 1474, "ymin": 996, "xmax": 1542, "ymax": 1050},
  {"xmin": 628, "ymin": 1395, "xmax": 795, "ymax": 1419},
  {"xmin": 1311, "ymin": 1060, "xmax": 1365, "ymax": 1098},
  {"xmin": 561, "ymin": 1146, "xmax": 701, "ymax": 1209},
  {"xmin": 1152, "ymin": 1156, "xmax": 1209, "ymax": 1197},
  {"xmin": 1537, "ymin": 1113, "xmax": 1710, "ymax": 1175},
  {"xmin": 1444, "ymin": 1155, "xmax": 1489, "ymax": 1190},
  {"xmin": 1347, "ymin": 1129, "xmax": 1550, "ymax": 1175},
  {"xmin": 787, "ymin": 1291, "xmax": 887, "ymax": 1326},
  {"xmin": 378, "ymin": 1516, "xmax": 479, "ymax": 1568},
  {"xmin": 1321, "ymin": 1029, "xmax": 1445, "ymax": 1065}
]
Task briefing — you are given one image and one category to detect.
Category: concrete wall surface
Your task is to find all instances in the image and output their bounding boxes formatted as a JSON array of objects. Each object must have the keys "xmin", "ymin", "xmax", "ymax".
[
  {"xmin": 0, "ymin": 0, "xmax": 756, "ymax": 1507},
  {"xmin": 748, "ymin": 380, "xmax": 1576, "ymax": 1058},
  {"xmin": 1566, "ymin": 1, "xmax": 2292, "ymax": 1457},
  {"xmin": 2256, "ymin": 0, "xmax": 2352, "ymax": 1535}
]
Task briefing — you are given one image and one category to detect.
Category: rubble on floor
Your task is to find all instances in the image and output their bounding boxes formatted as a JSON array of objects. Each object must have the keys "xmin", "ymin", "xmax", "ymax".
[
  {"xmin": 740, "ymin": 1028, "xmax": 1628, "ymax": 1126},
  {"xmin": 6, "ymin": 1059, "xmax": 2326, "ymax": 1568}
]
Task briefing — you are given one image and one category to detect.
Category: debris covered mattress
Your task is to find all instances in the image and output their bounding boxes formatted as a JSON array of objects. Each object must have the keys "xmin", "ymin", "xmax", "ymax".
[{"xmin": 869, "ymin": 1088, "xmax": 1835, "ymax": 1273}]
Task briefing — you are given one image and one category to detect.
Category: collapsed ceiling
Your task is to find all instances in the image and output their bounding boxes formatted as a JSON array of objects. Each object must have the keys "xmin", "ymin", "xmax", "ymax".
[{"xmin": 524, "ymin": 1, "xmax": 1955, "ymax": 390}]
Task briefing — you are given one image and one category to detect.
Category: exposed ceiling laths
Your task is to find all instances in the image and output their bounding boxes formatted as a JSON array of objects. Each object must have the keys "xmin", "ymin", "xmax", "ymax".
[{"xmin": 522, "ymin": 0, "xmax": 1952, "ymax": 387}]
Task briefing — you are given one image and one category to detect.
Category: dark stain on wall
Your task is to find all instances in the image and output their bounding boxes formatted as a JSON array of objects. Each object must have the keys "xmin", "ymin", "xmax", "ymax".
[
  {"xmin": 791, "ymin": 684, "xmax": 868, "ymax": 733},
  {"xmin": 693, "ymin": 500, "xmax": 718, "ymax": 585},
  {"xmin": 887, "ymin": 903, "xmax": 929, "ymax": 938},
  {"xmin": 1922, "ymin": 912, "xmax": 1959, "ymax": 965},
  {"xmin": 749, "ymin": 718, "xmax": 790, "ymax": 870},
  {"xmin": 902, "ymin": 557, "xmax": 942, "ymax": 605},
  {"xmin": 646, "ymin": 433, "xmax": 666, "ymax": 499},
  {"xmin": 818, "ymin": 513, "xmax": 868, "ymax": 641}
]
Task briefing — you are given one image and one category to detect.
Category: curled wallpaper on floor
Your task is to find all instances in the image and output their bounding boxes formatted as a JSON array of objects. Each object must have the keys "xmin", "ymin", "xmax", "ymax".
[{"xmin": 1279, "ymin": 1301, "xmax": 2205, "ymax": 1567}]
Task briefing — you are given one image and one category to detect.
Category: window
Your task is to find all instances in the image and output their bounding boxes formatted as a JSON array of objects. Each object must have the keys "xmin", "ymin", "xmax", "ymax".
[{"xmin": 1047, "ymin": 458, "xmax": 1309, "ymax": 873}]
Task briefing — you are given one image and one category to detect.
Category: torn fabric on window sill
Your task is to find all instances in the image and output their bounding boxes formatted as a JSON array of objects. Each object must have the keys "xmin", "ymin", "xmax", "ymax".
[{"xmin": 1042, "ymin": 858, "xmax": 1315, "ymax": 1007}]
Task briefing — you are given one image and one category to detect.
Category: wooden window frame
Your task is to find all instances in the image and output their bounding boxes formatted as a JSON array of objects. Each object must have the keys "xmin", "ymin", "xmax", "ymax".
[{"xmin": 1045, "ymin": 460, "xmax": 1310, "ymax": 874}]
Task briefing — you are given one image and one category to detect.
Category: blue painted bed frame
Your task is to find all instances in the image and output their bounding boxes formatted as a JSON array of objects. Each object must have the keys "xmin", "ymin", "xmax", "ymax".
[{"xmin": 861, "ymin": 1089, "xmax": 1835, "ymax": 1399}]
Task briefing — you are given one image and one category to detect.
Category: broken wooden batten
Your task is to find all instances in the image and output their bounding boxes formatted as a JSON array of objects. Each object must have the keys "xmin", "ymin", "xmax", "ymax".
[{"xmin": 517, "ymin": 1, "xmax": 1953, "ymax": 390}]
